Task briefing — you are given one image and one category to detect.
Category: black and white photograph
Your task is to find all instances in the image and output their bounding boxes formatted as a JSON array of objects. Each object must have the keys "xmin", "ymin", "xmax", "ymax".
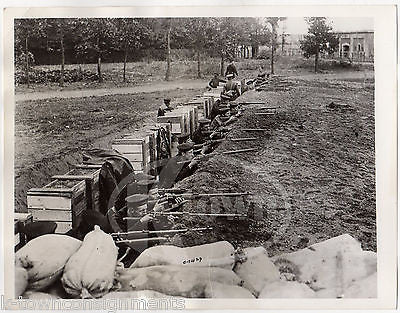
[{"xmin": 1, "ymin": 3, "xmax": 397, "ymax": 311}]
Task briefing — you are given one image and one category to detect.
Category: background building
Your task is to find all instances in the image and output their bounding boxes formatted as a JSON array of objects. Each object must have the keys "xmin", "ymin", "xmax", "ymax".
[{"xmin": 335, "ymin": 31, "xmax": 374, "ymax": 62}]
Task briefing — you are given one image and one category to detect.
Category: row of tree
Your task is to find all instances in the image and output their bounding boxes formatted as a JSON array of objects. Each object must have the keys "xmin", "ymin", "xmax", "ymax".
[
  {"xmin": 15, "ymin": 17, "xmax": 339, "ymax": 86},
  {"xmin": 15, "ymin": 17, "xmax": 280, "ymax": 86}
]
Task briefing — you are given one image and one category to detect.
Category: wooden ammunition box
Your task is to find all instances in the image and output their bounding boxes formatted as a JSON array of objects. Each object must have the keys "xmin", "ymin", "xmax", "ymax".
[
  {"xmin": 157, "ymin": 114, "xmax": 185, "ymax": 135},
  {"xmin": 112, "ymin": 136, "xmax": 151, "ymax": 173},
  {"xmin": 52, "ymin": 164, "xmax": 102, "ymax": 212},
  {"xmin": 27, "ymin": 179, "xmax": 87, "ymax": 234}
]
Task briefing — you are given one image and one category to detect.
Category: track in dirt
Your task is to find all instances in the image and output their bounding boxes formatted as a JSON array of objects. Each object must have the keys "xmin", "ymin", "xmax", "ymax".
[
  {"xmin": 170, "ymin": 78, "xmax": 375, "ymax": 255},
  {"xmin": 14, "ymin": 88, "xmax": 204, "ymax": 212}
]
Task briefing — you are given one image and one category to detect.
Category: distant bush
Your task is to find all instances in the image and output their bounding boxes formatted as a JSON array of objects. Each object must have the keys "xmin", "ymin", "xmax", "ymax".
[
  {"xmin": 256, "ymin": 49, "xmax": 271, "ymax": 60},
  {"xmin": 15, "ymin": 68, "xmax": 100, "ymax": 85}
]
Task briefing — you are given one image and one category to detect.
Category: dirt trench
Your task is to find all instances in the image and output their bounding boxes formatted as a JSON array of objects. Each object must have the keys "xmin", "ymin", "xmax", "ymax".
[{"xmin": 170, "ymin": 79, "xmax": 375, "ymax": 255}]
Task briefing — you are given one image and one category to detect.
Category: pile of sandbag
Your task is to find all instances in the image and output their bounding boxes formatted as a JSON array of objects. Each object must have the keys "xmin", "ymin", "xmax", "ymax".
[{"xmin": 14, "ymin": 233, "xmax": 377, "ymax": 299}]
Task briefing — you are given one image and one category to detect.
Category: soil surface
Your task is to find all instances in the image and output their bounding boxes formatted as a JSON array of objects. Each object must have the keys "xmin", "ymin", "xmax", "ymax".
[
  {"xmin": 15, "ymin": 79, "xmax": 208, "ymax": 102},
  {"xmin": 14, "ymin": 87, "xmax": 205, "ymax": 211},
  {"xmin": 170, "ymin": 77, "xmax": 375, "ymax": 255},
  {"xmin": 14, "ymin": 71, "xmax": 375, "ymax": 257}
]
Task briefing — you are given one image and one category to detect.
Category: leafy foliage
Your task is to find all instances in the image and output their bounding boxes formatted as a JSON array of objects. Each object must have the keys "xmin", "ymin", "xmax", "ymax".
[{"xmin": 300, "ymin": 18, "xmax": 339, "ymax": 58}]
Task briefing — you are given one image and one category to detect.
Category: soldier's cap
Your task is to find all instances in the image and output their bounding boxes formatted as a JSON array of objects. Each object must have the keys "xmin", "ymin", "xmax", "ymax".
[
  {"xmin": 177, "ymin": 142, "xmax": 194, "ymax": 152},
  {"xmin": 134, "ymin": 173, "xmax": 155, "ymax": 181},
  {"xmin": 177, "ymin": 133, "xmax": 190, "ymax": 140},
  {"xmin": 226, "ymin": 73, "xmax": 234, "ymax": 78},
  {"xmin": 125, "ymin": 194, "xmax": 149, "ymax": 204},
  {"xmin": 164, "ymin": 98, "xmax": 171, "ymax": 102},
  {"xmin": 198, "ymin": 118, "xmax": 211, "ymax": 124},
  {"xmin": 136, "ymin": 179, "xmax": 159, "ymax": 187}
]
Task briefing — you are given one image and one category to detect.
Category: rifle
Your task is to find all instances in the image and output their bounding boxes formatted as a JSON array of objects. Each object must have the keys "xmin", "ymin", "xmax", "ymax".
[
  {"xmin": 111, "ymin": 226, "xmax": 212, "ymax": 237},
  {"xmin": 123, "ymin": 211, "xmax": 247, "ymax": 219},
  {"xmin": 158, "ymin": 190, "xmax": 252, "ymax": 199}
]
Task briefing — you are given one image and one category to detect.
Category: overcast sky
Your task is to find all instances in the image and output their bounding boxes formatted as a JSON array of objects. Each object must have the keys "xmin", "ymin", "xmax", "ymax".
[{"xmin": 278, "ymin": 17, "xmax": 374, "ymax": 34}]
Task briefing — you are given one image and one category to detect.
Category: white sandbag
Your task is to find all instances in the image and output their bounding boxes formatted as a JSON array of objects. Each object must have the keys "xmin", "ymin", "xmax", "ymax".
[
  {"xmin": 116, "ymin": 265, "xmax": 242, "ymax": 298},
  {"xmin": 130, "ymin": 241, "xmax": 235, "ymax": 269},
  {"xmin": 234, "ymin": 247, "xmax": 280, "ymax": 296},
  {"xmin": 272, "ymin": 234, "xmax": 376, "ymax": 292},
  {"xmin": 344, "ymin": 272, "xmax": 377, "ymax": 298},
  {"xmin": 258, "ymin": 280, "xmax": 315, "ymax": 298},
  {"xmin": 204, "ymin": 281, "xmax": 255, "ymax": 298},
  {"xmin": 315, "ymin": 272, "xmax": 377, "ymax": 299},
  {"xmin": 102, "ymin": 290, "xmax": 184, "ymax": 299},
  {"xmin": 15, "ymin": 235, "xmax": 82, "ymax": 290}
]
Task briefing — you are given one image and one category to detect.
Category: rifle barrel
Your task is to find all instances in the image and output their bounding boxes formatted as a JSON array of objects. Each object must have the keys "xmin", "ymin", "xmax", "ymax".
[
  {"xmin": 115, "ymin": 237, "xmax": 168, "ymax": 244},
  {"xmin": 230, "ymin": 137, "xmax": 257, "ymax": 142},
  {"xmin": 222, "ymin": 148, "xmax": 258, "ymax": 154},
  {"xmin": 111, "ymin": 227, "xmax": 211, "ymax": 236}
]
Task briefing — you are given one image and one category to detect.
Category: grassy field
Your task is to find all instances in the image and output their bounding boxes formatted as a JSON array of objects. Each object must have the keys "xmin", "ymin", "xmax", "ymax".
[{"xmin": 16, "ymin": 56, "xmax": 373, "ymax": 94}]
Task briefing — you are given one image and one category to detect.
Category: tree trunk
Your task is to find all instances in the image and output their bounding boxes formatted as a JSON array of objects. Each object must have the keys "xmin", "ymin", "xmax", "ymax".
[
  {"xmin": 97, "ymin": 36, "xmax": 103, "ymax": 82},
  {"xmin": 59, "ymin": 34, "xmax": 65, "ymax": 87},
  {"xmin": 25, "ymin": 37, "xmax": 29, "ymax": 87},
  {"xmin": 314, "ymin": 50, "xmax": 319, "ymax": 73},
  {"xmin": 220, "ymin": 54, "xmax": 224, "ymax": 77},
  {"xmin": 123, "ymin": 40, "xmax": 127, "ymax": 82},
  {"xmin": 165, "ymin": 23, "xmax": 171, "ymax": 81},
  {"xmin": 197, "ymin": 49, "xmax": 201, "ymax": 79},
  {"xmin": 270, "ymin": 28, "xmax": 276, "ymax": 75}
]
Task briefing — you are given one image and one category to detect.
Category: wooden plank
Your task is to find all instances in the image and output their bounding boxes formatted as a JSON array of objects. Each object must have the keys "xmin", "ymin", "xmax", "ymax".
[
  {"xmin": 112, "ymin": 143, "xmax": 143, "ymax": 154},
  {"xmin": 14, "ymin": 212, "xmax": 32, "ymax": 221},
  {"xmin": 75, "ymin": 164, "xmax": 102, "ymax": 169},
  {"xmin": 27, "ymin": 195, "xmax": 72, "ymax": 210},
  {"xmin": 123, "ymin": 152, "xmax": 145, "ymax": 162},
  {"xmin": 54, "ymin": 222, "xmax": 73, "ymax": 234},
  {"xmin": 29, "ymin": 208, "xmax": 72, "ymax": 221},
  {"xmin": 52, "ymin": 174, "xmax": 93, "ymax": 180},
  {"xmin": 112, "ymin": 138, "xmax": 144, "ymax": 145},
  {"xmin": 157, "ymin": 115, "xmax": 183, "ymax": 124}
]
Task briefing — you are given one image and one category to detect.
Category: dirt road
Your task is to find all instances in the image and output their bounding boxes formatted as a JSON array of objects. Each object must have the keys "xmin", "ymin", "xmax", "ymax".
[{"xmin": 15, "ymin": 79, "xmax": 208, "ymax": 102}]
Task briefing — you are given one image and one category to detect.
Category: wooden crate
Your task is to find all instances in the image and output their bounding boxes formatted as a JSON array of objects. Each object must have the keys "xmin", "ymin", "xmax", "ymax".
[
  {"xmin": 157, "ymin": 114, "xmax": 186, "ymax": 135},
  {"xmin": 52, "ymin": 164, "xmax": 101, "ymax": 212},
  {"xmin": 112, "ymin": 136, "xmax": 151, "ymax": 173},
  {"xmin": 175, "ymin": 106, "xmax": 194, "ymax": 136},
  {"xmin": 27, "ymin": 179, "xmax": 87, "ymax": 234},
  {"xmin": 14, "ymin": 213, "xmax": 33, "ymax": 251}
]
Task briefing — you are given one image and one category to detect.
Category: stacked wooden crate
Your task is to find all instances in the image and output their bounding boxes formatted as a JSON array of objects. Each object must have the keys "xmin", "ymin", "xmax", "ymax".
[
  {"xmin": 52, "ymin": 164, "xmax": 101, "ymax": 212},
  {"xmin": 157, "ymin": 114, "xmax": 185, "ymax": 136},
  {"xmin": 14, "ymin": 212, "xmax": 33, "ymax": 251},
  {"xmin": 26, "ymin": 178, "xmax": 87, "ymax": 234},
  {"xmin": 112, "ymin": 129, "xmax": 155, "ymax": 173},
  {"xmin": 187, "ymin": 98, "xmax": 206, "ymax": 120},
  {"xmin": 175, "ymin": 105, "xmax": 198, "ymax": 136}
]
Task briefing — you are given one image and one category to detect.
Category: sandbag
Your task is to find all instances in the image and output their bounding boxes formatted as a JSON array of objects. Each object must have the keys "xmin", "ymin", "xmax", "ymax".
[
  {"xmin": 258, "ymin": 280, "xmax": 315, "ymax": 298},
  {"xmin": 130, "ymin": 241, "xmax": 235, "ymax": 270},
  {"xmin": 15, "ymin": 266, "xmax": 28, "ymax": 298},
  {"xmin": 15, "ymin": 234, "xmax": 82, "ymax": 290},
  {"xmin": 116, "ymin": 265, "xmax": 242, "ymax": 298},
  {"xmin": 315, "ymin": 271, "xmax": 377, "ymax": 299},
  {"xmin": 271, "ymin": 234, "xmax": 376, "ymax": 292},
  {"xmin": 204, "ymin": 281, "xmax": 255, "ymax": 298},
  {"xmin": 61, "ymin": 226, "xmax": 118, "ymax": 298},
  {"xmin": 234, "ymin": 247, "xmax": 280, "ymax": 296},
  {"xmin": 102, "ymin": 290, "xmax": 184, "ymax": 299}
]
